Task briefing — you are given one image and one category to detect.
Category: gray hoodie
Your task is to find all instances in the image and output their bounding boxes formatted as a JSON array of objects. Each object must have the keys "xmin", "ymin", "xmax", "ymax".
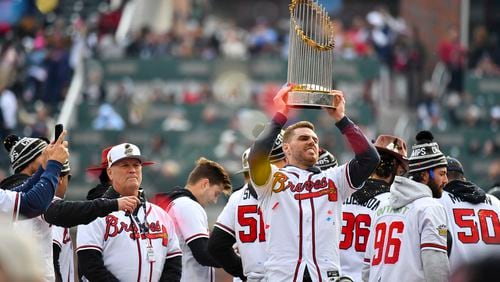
[
  {"xmin": 390, "ymin": 176, "xmax": 433, "ymax": 209},
  {"xmin": 386, "ymin": 175, "xmax": 450, "ymax": 282}
]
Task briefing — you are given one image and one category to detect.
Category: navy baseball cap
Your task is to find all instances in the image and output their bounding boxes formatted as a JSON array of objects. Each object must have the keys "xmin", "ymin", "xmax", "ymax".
[{"xmin": 446, "ymin": 156, "xmax": 464, "ymax": 174}]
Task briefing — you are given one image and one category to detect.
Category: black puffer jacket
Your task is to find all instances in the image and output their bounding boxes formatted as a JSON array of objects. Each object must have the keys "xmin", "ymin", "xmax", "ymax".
[
  {"xmin": 0, "ymin": 173, "xmax": 30, "ymax": 190},
  {"xmin": 444, "ymin": 180, "xmax": 486, "ymax": 204}
]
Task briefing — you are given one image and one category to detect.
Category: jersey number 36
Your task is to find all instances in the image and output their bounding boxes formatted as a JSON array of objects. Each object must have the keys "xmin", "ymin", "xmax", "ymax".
[{"xmin": 339, "ymin": 212, "xmax": 371, "ymax": 251}]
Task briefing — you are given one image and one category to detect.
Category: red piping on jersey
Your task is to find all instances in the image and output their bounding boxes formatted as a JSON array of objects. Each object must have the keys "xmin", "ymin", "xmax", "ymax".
[
  {"xmin": 292, "ymin": 197, "xmax": 304, "ymax": 282},
  {"xmin": 13, "ymin": 192, "xmax": 19, "ymax": 221},
  {"xmin": 345, "ymin": 165, "xmax": 356, "ymax": 190},
  {"xmin": 135, "ymin": 231, "xmax": 142, "ymax": 282},
  {"xmin": 76, "ymin": 245, "xmax": 103, "ymax": 252},
  {"xmin": 149, "ymin": 239, "xmax": 154, "ymax": 282},
  {"xmin": 420, "ymin": 243, "xmax": 447, "ymax": 251},
  {"xmin": 53, "ymin": 239, "xmax": 62, "ymax": 248},
  {"xmin": 146, "ymin": 204, "xmax": 152, "ymax": 216},
  {"xmin": 310, "ymin": 198, "xmax": 322, "ymax": 282},
  {"xmin": 166, "ymin": 251, "xmax": 182, "ymax": 258},
  {"xmin": 214, "ymin": 222, "xmax": 235, "ymax": 235},
  {"xmin": 185, "ymin": 233, "xmax": 209, "ymax": 243}
]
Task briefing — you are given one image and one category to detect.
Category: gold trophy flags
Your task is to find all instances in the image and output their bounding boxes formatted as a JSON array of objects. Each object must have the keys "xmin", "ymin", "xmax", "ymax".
[{"xmin": 287, "ymin": 0, "xmax": 338, "ymax": 108}]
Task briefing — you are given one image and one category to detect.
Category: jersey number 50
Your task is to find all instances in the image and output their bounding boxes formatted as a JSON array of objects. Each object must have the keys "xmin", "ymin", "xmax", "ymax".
[
  {"xmin": 372, "ymin": 221, "xmax": 404, "ymax": 265},
  {"xmin": 339, "ymin": 212, "xmax": 371, "ymax": 251},
  {"xmin": 238, "ymin": 205, "xmax": 266, "ymax": 243},
  {"xmin": 453, "ymin": 208, "xmax": 500, "ymax": 244}
]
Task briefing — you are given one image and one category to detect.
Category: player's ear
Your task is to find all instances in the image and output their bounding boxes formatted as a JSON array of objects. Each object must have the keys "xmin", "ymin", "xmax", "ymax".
[
  {"xmin": 107, "ymin": 167, "xmax": 113, "ymax": 181},
  {"xmin": 421, "ymin": 171, "xmax": 429, "ymax": 184},
  {"xmin": 202, "ymin": 178, "xmax": 210, "ymax": 190},
  {"xmin": 283, "ymin": 143, "xmax": 290, "ymax": 154}
]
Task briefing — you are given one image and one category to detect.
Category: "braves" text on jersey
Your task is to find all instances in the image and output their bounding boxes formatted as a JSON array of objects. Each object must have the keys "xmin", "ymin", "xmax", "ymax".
[
  {"xmin": 104, "ymin": 215, "xmax": 169, "ymax": 246},
  {"xmin": 271, "ymin": 172, "xmax": 338, "ymax": 201}
]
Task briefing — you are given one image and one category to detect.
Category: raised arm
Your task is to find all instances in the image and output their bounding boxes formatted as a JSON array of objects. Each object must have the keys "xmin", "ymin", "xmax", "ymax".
[
  {"xmin": 17, "ymin": 131, "xmax": 69, "ymax": 218},
  {"xmin": 11, "ymin": 166, "xmax": 44, "ymax": 193},
  {"xmin": 248, "ymin": 85, "xmax": 291, "ymax": 186},
  {"xmin": 18, "ymin": 160, "xmax": 62, "ymax": 219},
  {"xmin": 326, "ymin": 91, "xmax": 379, "ymax": 188},
  {"xmin": 336, "ymin": 117, "xmax": 379, "ymax": 188}
]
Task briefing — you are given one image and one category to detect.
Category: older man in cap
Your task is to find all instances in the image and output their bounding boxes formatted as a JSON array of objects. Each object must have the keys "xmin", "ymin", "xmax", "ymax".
[
  {"xmin": 438, "ymin": 156, "xmax": 500, "ymax": 273},
  {"xmin": 77, "ymin": 143, "xmax": 182, "ymax": 282},
  {"xmin": 363, "ymin": 131, "xmax": 450, "ymax": 282}
]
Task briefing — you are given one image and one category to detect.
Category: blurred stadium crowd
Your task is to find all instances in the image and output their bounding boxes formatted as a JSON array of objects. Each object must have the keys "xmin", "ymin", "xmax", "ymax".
[{"xmin": 0, "ymin": 0, "xmax": 498, "ymax": 195}]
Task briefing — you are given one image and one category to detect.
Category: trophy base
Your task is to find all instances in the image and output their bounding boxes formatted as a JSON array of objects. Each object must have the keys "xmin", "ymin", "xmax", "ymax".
[{"xmin": 287, "ymin": 90, "xmax": 337, "ymax": 109}]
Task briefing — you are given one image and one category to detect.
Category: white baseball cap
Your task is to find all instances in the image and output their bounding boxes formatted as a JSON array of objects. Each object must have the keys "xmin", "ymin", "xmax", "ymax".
[
  {"xmin": 107, "ymin": 143, "xmax": 154, "ymax": 168},
  {"xmin": 236, "ymin": 148, "xmax": 251, "ymax": 174}
]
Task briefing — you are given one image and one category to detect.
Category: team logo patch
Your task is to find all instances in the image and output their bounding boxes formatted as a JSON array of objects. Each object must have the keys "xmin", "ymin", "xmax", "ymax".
[
  {"xmin": 437, "ymin": 224, "xmax": 448, "ymax": 237},
  {"xmin": 124, "ymin": 144, "xmax": 134, "ymax": 156}
]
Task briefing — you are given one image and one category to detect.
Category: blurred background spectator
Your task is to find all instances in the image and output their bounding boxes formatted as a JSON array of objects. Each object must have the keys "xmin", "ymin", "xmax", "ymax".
[{"xmin": 0, "ymin": 0, "xmax": 497, "ymax": 217}]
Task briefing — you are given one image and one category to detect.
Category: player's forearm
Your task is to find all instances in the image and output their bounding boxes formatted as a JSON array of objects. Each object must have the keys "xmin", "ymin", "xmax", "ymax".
[
  {"xmin": 188, "ymin": 237, "xmax": 222, "ymax": 267},
  {"xmin": 19, "ymin": 160, "xmax": 62, "ymax": 219},
  {"xmin": 53, "ymin": 244, "xmax": 62, "ymax": 282},
  {"xmin": 44, "ymin": 198, "xmax": 119, "ymax": 227},
  {"xmin": 421, "ymin": 249, "xmax": 450, "ymax": 282},
  {"xmin": 12, "ymin": 166, "xmax": 44, "ymax": 193},
  {"xmin": 249, "ymin": 112, "xmax": 287, "ymax": 186},
  {"xmin": 208, "ymin": 227, "xmax": 246, "ymax": 280},
  {"xmin": 336, "ymin": 117, "xmax": 380, "ymax": 187},
  {"xmin": 77, "ymin": 249, "xmax": 120, "ymax": 282},
  {"xmin": 160, "ymin": 256, "xmax": 182, "ymax": 282}
]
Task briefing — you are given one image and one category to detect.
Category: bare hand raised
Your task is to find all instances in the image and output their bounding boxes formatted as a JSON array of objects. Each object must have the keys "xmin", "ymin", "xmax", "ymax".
[
  {"xmin": 45, "ymin": 130, "xmax": 69, "ymax": 164},
  {"xmin": 324, "ymin": 90, "xmax": 346, "ymax": 122},
  {"xmin": 117, "ymin": 196, "xmax": 140, "ymax": 214},
  {"xmin": 273, "ymin": 84, "xmax": 293, "ymax": 116}
]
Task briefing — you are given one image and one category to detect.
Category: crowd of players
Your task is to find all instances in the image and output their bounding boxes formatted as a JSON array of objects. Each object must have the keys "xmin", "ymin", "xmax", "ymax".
[{"xmin": 0, "ymin": 85, "xmax": 499, "ymax": 282}]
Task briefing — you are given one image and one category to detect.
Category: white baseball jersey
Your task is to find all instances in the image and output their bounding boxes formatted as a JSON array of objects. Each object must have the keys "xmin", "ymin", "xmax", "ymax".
[
  {"xmin": 0, "ymin": 189, "xmax": 20, "ymax": 222},
  {"xmin": 253, "ymin": 164, "xmax": 357, "ymax": 281},
  {"xmin": 76, "ymin": 202, "xmax": 182, "ymax": 282},
  {"xmin": 167, "ymin": 196, "xmax": 214, "ymax": 282},
  {"xmin": 14, "ymin": 215, "xmax": 55, "ymax": 282},
  {"xmin": 364, "ymin": 183, "xmax": 448, "ymax": 282},
  {"xmin": 439, "ymin": 190, "xmax": 500, "ymax": 272},
  {"xmin": 53, "ymin": 226, "xmax": 74, "ymax": 282},
  {"xmin": 214, "ymin": 184, "xmax": 267, "ymax": 281},
  {"xmin": 339, "ymin": 191, "xmax": 390, "ymax": 282}
]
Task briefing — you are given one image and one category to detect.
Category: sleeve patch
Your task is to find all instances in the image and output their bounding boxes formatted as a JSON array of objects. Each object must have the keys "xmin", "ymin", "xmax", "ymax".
[{"xmin": 437, "ymin": 224, "xmax": 448, "ymax": 237}]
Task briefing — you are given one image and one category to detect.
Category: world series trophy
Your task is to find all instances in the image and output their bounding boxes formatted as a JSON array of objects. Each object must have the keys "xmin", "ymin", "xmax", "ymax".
[{"xmin": 287, "ymin": 0, "xmax": 339, "ymax": 108}]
